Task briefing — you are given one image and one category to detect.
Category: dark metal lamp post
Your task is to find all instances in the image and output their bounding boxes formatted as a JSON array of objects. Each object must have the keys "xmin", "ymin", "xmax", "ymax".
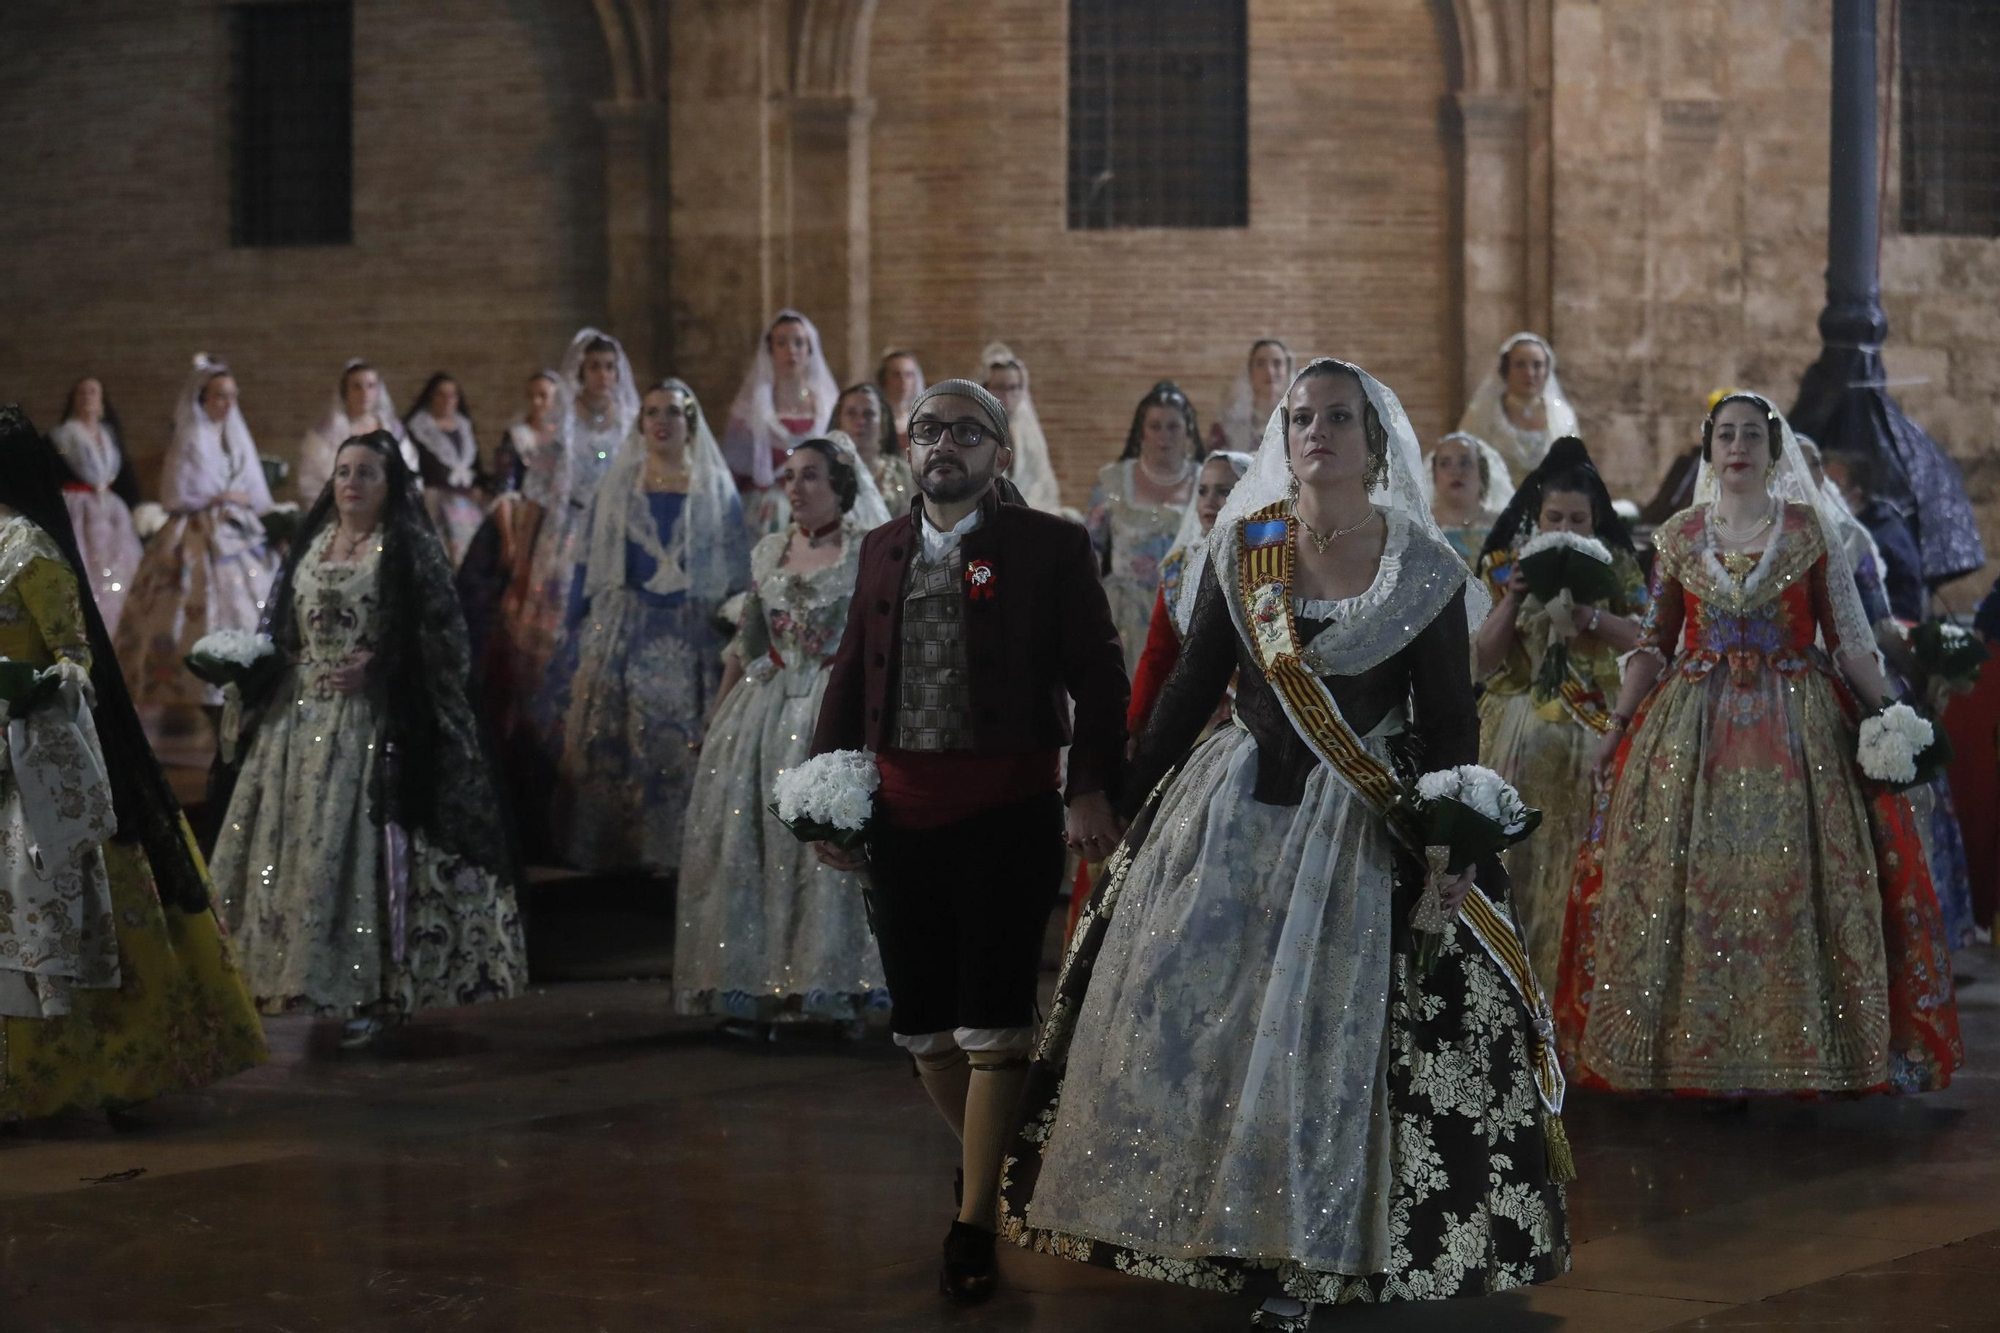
[{"xmin": 1792, "ymin": 0, "xmax": 1985, "ymax": 590}]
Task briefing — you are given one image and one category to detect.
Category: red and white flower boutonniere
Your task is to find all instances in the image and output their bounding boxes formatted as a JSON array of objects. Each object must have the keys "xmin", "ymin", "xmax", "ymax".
[{"xmin": 964, "ymin": 559, "xmax": 997, "ymax": 601}]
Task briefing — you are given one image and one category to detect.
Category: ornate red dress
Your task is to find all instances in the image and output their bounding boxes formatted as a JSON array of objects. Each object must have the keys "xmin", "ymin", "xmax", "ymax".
[{"xmin": 1556, "ymin": 504, "xmax": 1961, "ymax": 1096}]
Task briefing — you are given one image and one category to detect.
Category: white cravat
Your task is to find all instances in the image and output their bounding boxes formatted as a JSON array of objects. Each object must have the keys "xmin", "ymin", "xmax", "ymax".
[{"xmin": 919, "ymin": 503, "xmax": 983, "ymax": 564}]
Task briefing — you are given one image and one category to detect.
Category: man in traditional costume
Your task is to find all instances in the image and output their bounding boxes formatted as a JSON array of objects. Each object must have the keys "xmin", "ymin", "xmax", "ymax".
[{"xmin": 810, "ymin": 379, "xmax": 1128, "ymax": 1306}]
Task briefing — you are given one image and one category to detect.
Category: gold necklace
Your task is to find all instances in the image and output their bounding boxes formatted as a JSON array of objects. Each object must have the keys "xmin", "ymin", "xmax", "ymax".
[
  {"xmin": 331, "ymin": 523, "xmax": 377, "ymax": 562},
  {"xmin": 1291, "ymin": 501, "xmax": 1374, "ymax": 554}
]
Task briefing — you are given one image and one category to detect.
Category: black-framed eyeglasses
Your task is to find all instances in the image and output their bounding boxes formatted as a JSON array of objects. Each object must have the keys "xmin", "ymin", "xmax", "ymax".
[{"xmin": 909, "ymin": 417, "xmax": 997, "ymax": 449}]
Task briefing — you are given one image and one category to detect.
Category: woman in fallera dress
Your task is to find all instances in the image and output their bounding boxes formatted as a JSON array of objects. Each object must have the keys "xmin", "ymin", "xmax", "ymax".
[
  {"xmin": 0, "ymin": 407, "xmax": 266, "ymax": 1121},
  {"xmin": 405, "ymin": 372, "xmax": 488, "ymax": 569},
  {"xmin": 1208, "ymin": 337, "xmax": 1293, "ymax": 456},
  {"xmin": 1473, "ymin": 438, "xmax": 1646, "ymax": 992},
  {"xmin": 722, "ymin": 310, "xmax": 840, "ymax": 537},
  {"xmin": 1424, "ymin": 430, "xmax": 1515, "ymax": 567},
  {"xmin": 295, "ymin": 359, "xmax": 417, "ymax": 503},
  {"xmin": 540, "ymin": 379, "xmax": 748, "ymax": 873},
  {"xmin": 1086, "ymin": 381, "xmax": 1202, "ymax": 675},
  {"xmin": 878, "ymin": 347, "xmax": 925, "ymax": 455},
  {"xmin": 1456, "ymin": 333, "xmax": 1582, "ymax": 482},
  {"xmin": 48, "ymin": 376, "xmax": 143, "ymax": 632},
  {"xmin": 979, "ymin": 343, "xmax": 1067, "ymax": 515},
  {"xmin": 211, "ymin": 431, "xmax": 527, "ymax": 1048},
  {"xmin": 1557, "ymin": 393, "xmax": 1963, "ymax": 1097},
  {"xmin": 675, "ymin": 432, "xmax": 891, "ymax": 1031},
  {"xmin": 117, "ymin": 356, "xmax": 280, "ymax": 716},
  {"xmin": 1125, "ymin": 448, "xmax": 1254, "ymax": 738},
  {"xmin": 833, "ymin": 382, "xmax": 916, "ymax": 517},
  {"xmin": 1005, "ymin": 360, "xmax": 1568, "ymax": 1330}
]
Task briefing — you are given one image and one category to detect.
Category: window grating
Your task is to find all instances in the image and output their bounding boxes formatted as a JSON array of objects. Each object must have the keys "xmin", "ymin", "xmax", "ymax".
[
  {"xmin": 230, "ymin": 1, "xmax": 353, "ymax": 247},
  {"xmin": 1068, "ymin": 0, "xmax": 1249, "ymax": 230},
  {"xmin": 1899, "ymin": 0, "xmax": 2000, "ymax": 237}
]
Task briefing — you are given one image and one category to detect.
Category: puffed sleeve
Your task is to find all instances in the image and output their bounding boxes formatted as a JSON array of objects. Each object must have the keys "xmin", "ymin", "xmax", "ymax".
[
  {"xmin": 1632, "ymin": 542, "xmax": 1686, "ymax": 668},
  {"xmin": 16, "ymin": 555, "xmax": 93, "ymax": 672}
]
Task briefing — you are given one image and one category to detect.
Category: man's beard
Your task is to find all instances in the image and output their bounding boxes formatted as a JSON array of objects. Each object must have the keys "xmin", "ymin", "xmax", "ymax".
[{"xmin": 918, "ymin": 453, "xmax": 995, "ymax": 505}]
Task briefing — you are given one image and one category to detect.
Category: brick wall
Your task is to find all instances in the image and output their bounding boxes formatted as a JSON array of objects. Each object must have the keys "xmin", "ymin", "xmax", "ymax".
[
  {"xmin": 1550, "ymin": 0, "xmax": 1999, "ymax": 592},
  {"xmin": 0, "ymin": 0, "xmax": 609, "ymax": 489},
  {"xmin": 866, "ymin": 0, "xmax": 1458, "ymax": 507}
]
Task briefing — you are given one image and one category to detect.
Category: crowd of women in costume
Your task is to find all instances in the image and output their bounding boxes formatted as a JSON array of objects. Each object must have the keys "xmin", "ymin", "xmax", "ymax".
[{"xmin": 0, "ymin": 320, "xmax": 1989, "ymax": 1328}]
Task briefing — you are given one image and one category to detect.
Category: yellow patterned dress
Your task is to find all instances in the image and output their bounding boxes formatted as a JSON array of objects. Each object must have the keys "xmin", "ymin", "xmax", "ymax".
[
  {"xmin": 1475, "ymin": 545, "xmax": 1646, "ymax": 990},
  {"xmin": 0, "ymin": 515, "xmax": 266, "ymax": 1120}
]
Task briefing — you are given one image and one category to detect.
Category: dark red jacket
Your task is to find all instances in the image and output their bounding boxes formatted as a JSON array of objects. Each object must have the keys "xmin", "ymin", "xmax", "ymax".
[{"xmin": 810, "ymin": 488, "xmax": 1128, "ymax": 805}]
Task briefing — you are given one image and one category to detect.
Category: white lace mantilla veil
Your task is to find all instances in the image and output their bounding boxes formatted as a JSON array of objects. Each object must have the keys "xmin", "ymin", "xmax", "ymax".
[
  {"xmin": 1458, "ymin": 332, "xmax": 1581, "ymax": 475},
  {"xmin": 1419, "ymin": 430, "xmax": 1518, "ymax": 514},
  {"xmin": 559, "ymin": 327, "xmax": 641, "ymax": 438},
  {"xmin": 313, "ymin": 358, "xmax": 408, "ymax": 442},
  {"xmin": 1691, "ymin": 392, "xmax": 1876, "ymax": 666},
  {"xmin": 584, "ymin": 378, "xmax": 741, "ymax": 605},
  {"xmin": 1799, "ymin": 434, "xmax": 1888, "ymax": 598},
  {"xmin": 1214, "ymin": 339, "xmax": 1291, "ymax": 454},
  {"xmin": 505, "ymin": 367, "xmax": 571, "ymax": 456},
  {"xmin": 167, "ymin": 355, "xmax": 270, "ymax": 513},
  {"xmin": 976, "ymin": 341, "xmax": 1065, "ymax": 513},
  {"xmin": 722, "ymin": 310, "xmax": 841, "ymax": 490},
  {"xmin": 811, "ymin": 429, "xmax": 893, "ymax": 532},
  {"xmin": 1181, "ymin": 358, "xmax": 1492, "ymax": 637},
  {"xmin": 1165, "ymin": 450, "xmax": 1253, "ymax": 634}
]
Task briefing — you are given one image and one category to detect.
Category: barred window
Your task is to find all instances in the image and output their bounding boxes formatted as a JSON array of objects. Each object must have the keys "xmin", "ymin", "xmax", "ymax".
[
  {"xmin": 1068, "ymin": 0, "xmax": 1249, "ymax": 230},
  {"xmin": 230, "ymin": 1, "xmax": 353, "ymax": 247},
  {"xmin": 1899, "ymin": 0, "xmax": 2000, "ymax": 236}
]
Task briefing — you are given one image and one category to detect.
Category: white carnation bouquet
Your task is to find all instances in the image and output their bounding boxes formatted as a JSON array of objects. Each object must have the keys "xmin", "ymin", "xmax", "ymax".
[
  {"xmin": 1857, "ymin": 701, "xmax": 1943, "ymax": 792},
  {"xmin": 185, "ymin": 629, "xmax": 279, "ymax": 690},
  {"xmin": 1399, "ymin": 764, "xmax": 1541, "ymax": 972},
  {"xmin": 769, "ymin": 749, "xmax": 879, "ymax": 851},
  {"xmin": 131, "ymin": 502, "xmax": 169, "ymax": 542}
]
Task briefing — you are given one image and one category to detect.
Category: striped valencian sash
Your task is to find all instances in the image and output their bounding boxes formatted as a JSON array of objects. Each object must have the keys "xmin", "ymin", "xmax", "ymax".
[{"xmin": 1233, "ymin": 504, "xmax": 1566, "ymax": 1124}]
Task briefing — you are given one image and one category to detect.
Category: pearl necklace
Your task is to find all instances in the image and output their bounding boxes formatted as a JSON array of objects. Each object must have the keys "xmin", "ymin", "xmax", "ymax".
[
  {"xmin": 1137, "ymin": 455, "xmax": 1190, "ymax": 490},
  {"xmin": 1291, "ymin": 501, "xmax": 1375, "ymax": 554},
  {"xmin": 1708, "ymin": 497, "xmax": 1778, "ymax": 548}
]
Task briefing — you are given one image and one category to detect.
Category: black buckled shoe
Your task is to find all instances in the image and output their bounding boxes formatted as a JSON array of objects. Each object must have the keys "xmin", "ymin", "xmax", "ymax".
[{"xmin": 940, "ymin": 1220, "xmax": 999, "ymax": 1305}]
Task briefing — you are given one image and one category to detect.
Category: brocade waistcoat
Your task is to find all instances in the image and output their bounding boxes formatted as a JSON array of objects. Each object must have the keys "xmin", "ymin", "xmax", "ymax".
[{"xmin": 893, "ymin": 550, "xmax": 972, "ymax": 751}]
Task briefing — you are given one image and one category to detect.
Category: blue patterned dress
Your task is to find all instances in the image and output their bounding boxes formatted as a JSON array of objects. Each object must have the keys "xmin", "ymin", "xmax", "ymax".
[{"xmin": 539, "ymin": 491, "xmax": 746, "ymax": 872}]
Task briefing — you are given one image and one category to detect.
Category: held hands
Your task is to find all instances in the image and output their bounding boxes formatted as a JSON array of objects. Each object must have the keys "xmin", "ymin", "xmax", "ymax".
[
  {"xmin": 1064, "ymin": 790, "xmax": 1127, "ymax": 861},
  {"xmin": 326, "ymin": 650, "xmax": 374, "ymax": 696},
  {"xmin": 1438, "ymin": 865, "xmax": 1476, "ymax": 920},
  {"xmin": 1504, "ymin": 566, "xmax": 1530, "ymax": 603},
  {"xmin": 1592, "ymin": 725, "xmax": 1623, "ymax": 785},
  {"xmin": 813, "ymin": 840, "xmax": 868, "ymax": 872}
]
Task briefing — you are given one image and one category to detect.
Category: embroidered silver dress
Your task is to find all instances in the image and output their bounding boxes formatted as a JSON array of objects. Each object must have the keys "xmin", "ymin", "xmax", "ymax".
[
  {"xmin": 674, "ymin": 522, "xmax": 887, "ymax": 1022},
  {"xmin": 1006, "ymin": 510, "xmax": 1567, "ymax": 1304},
  {"xmin": 212, "ymin": 527, "xmax": 528, "ymax": 1016}
]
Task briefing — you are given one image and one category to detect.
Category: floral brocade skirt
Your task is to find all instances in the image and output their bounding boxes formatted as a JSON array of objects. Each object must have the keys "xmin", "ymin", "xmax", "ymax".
[
  {"xmin": 1001, "ymin": 727, "xmax": 1568, "ymax": 1305},
  {"xmin": 1478, "ymin": 689, "xmax": 1598, "ymax": 996},
  {"xmin": 115, "ymin": 510, "xmax": 278, "ymax": 709},
  {"xmin": 673, "ymin": 666, "xmax": 887, "ymax": 1023},
  {"xmin": 1557, "ymin": 662, "xmax": 1962, "ymax": 1096},
  {"xmin": 2, "ymin": 832, "xmax": 267, "ymax": 1121}
]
